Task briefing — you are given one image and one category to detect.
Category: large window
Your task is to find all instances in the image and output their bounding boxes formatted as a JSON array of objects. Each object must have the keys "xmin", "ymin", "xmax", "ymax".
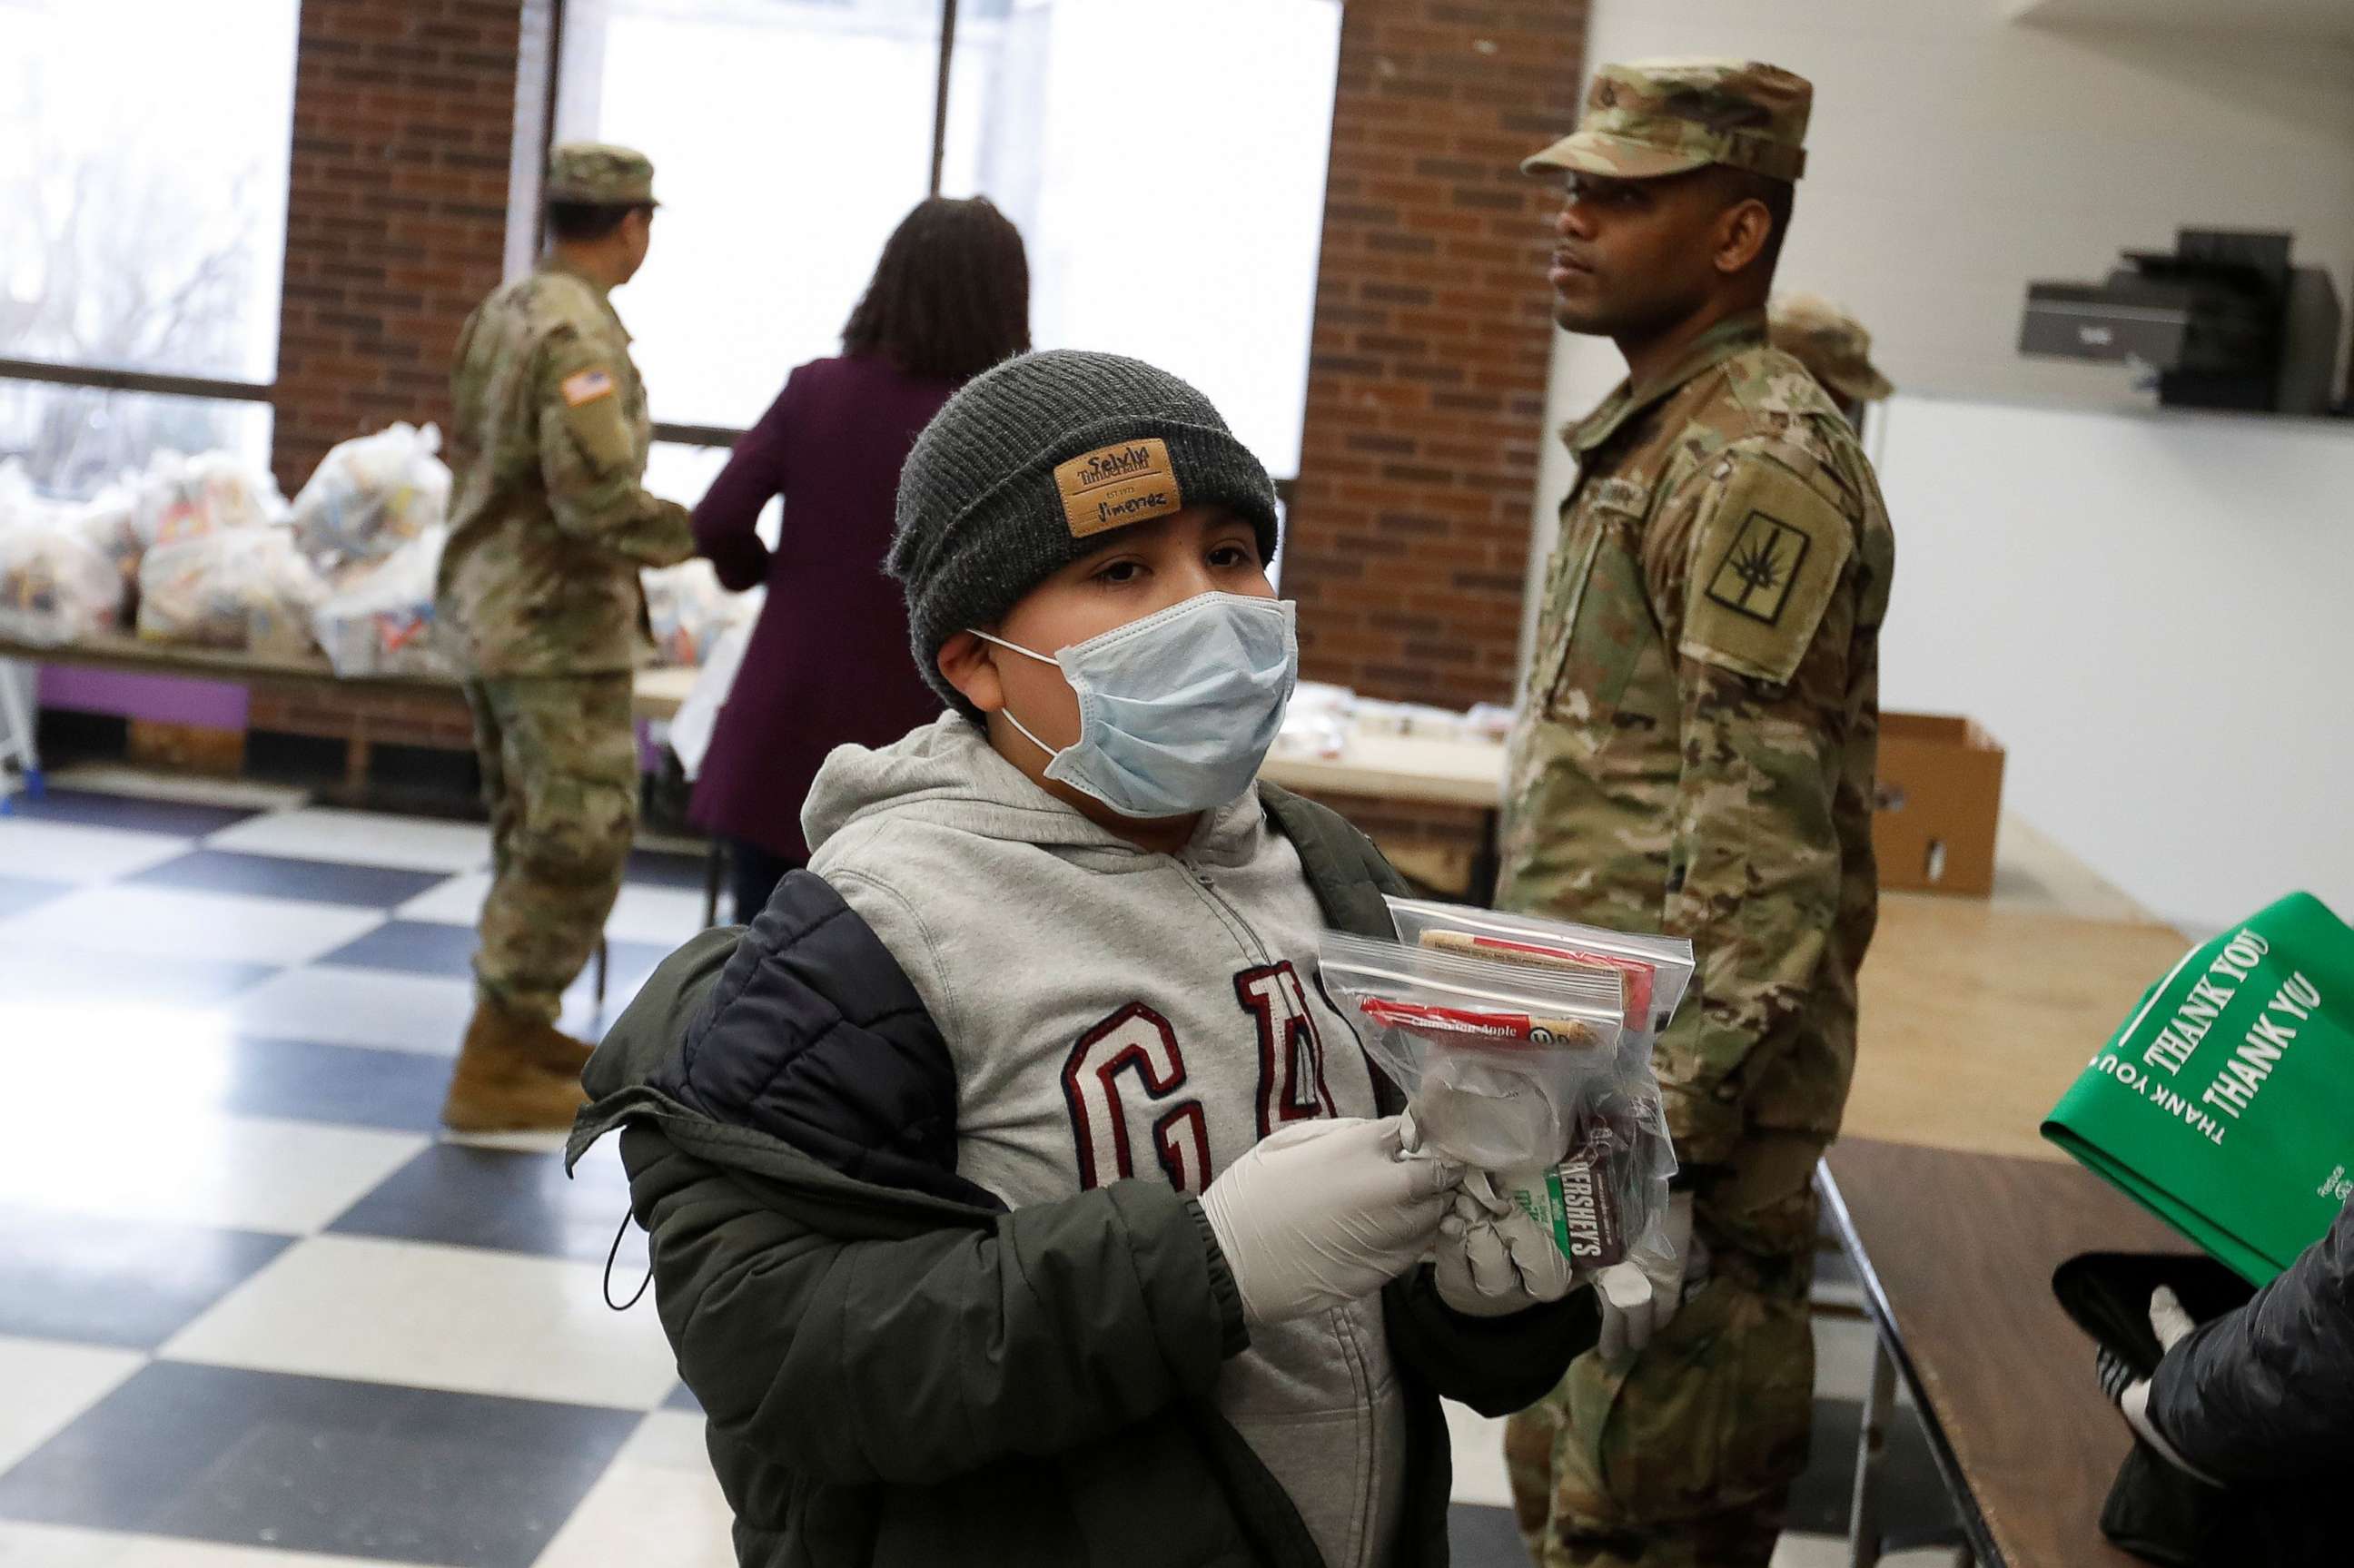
[
  {"xmin": 553, "ymin": 0, "xmax": 1340, "ymax": 478},
  {"xmin": 556, "ymin": 0, "xmax": 951, "ymax": 430},
  {"xmin": 0, "ymin": 0, "xmax": 297, "ymax": 497},
  {"xmin": 943, "ymin": 0, "xmax": 1341, "ymax": 476}
]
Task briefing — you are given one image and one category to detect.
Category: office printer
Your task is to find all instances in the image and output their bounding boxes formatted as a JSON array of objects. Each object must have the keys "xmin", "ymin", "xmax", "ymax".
[{"xmin": 2020, "ymin": 229, "xmax": 2341, "ymax": 414}]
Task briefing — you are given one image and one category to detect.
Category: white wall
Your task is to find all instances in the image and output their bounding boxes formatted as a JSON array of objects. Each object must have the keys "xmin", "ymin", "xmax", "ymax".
[
  {"xmin": 1873, "ymin": 397, "xmax": 2354, "ymax": 931},
  {"xmin": 1520, "ymin": 0, "xmax": 2354, "ymax": 932},
  {"xmin": 1560, "ymin": 0, "xmax": 2354, "ymax": 404}
]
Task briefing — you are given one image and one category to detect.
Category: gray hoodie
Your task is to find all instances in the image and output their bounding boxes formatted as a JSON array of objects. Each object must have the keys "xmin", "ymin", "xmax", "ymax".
[{"xmin": 803, "ymin": 713, "xmax": 1409, "ymax": 1568}]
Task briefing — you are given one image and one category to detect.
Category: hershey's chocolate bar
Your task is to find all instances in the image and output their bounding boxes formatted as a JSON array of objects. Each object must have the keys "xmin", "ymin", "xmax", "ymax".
[{"xmin": 1554, "ymin": 1137, "xmax": 1625, "ymax": 1267}]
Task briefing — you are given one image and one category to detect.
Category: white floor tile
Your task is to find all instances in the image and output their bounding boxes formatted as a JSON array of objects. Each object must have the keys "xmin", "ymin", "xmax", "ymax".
[
  {"xmin": 0, "ymin": 1522, "xmax": 424, "ymax": 1567},
  {"xmin": 1769, "ymin": 1533, "xmax": 1854, "ymax": 1568},
  {"xmin": 47, "ymin": 764, "xmax": 311, "ymax": 814},
  {"xmin": 393, "ymin": 872, "xmax": 489, "ymax": 926},
  {"xmin": 207, "ymin": 807, "xmax": 490, "ymax": 873},
  {"xmin": 0, "ymin": 886, "xmax": 385, "ymax": 968},
  {"xmin": 532, "ymin": 1411, "xmax": 733, "ymax": 1568},
  {"xmin": 164, "ymin": 1235, "xmax": 683, "ymax": 1411},
  {"xmin": 1443, "ymin": 1399, "xmax": 1514, "ymax": 1509},
  {"xmin": 0, "ymin": 949, "xmax": 248, "ymax": 1009},
  {"xmin": 0, "ymin": 819, "xmax": 190, "ymax": 885},
  {"xmin": 1812, "ymin": 1310, "xmax": 1913, "ymax": 1409},
  {"xmin": 0, "ymin": 1337, "xmax": 145, "ymax": 1476},
  {"xmin": 399, "ymin": 873, "xmax": 707, "ymax": 947},
  {"xmin": 0, "ymin": 1108, "xmax": 427, "ymax": 1235},
  {"xmin": 232, "ymin": 966, "xmax": 475, "ymax": 1056}
]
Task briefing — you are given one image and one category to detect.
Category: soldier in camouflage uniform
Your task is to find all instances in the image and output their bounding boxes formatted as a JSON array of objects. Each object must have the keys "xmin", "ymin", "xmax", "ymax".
[
  {"xmin": 1498, "ymin": 62, "xmax": 1896, "ymax": 1567},
  {"xmin": 1768, "ymin": 293, "xmax": 1895, "ymax": 431},
  {"xmin": 435, "ymin": 143, "xmax": 694, "ymax": 1131}
]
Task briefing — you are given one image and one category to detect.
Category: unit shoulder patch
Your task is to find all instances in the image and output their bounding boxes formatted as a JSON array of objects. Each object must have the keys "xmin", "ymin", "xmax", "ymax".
[{"xmin": 1679, "ymin": 453, "xmax": 1854, "ymax": 684}]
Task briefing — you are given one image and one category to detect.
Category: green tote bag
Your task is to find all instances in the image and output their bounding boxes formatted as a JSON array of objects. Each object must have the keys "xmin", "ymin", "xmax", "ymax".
[{"xmin": 2042, "ymin": 892, "xmax": 2354, "ymax": 1284}]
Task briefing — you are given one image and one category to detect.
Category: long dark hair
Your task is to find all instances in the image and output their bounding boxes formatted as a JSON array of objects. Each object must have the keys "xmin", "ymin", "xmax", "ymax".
[{"xmin": 841, "ymin": 196, "xmax": 1031, "ymax": 382}]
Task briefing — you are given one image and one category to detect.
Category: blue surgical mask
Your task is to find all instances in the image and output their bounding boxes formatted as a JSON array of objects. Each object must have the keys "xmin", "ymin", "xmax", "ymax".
[{"xmin": 973, "ymin": 592, "xmax": 1300, "ymax": 819}]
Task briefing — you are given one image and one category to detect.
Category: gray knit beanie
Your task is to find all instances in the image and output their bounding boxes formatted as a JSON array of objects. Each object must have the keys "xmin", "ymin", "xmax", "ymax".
[{"xmin": 888, "ymin": 350, "xmax": 1281, "ymax": 719}]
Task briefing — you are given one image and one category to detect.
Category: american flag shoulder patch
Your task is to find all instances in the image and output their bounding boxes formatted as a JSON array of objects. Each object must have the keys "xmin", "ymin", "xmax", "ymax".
[{"xmin": 560, "ymin": 368, "xmax": 616, "ymax": 407}]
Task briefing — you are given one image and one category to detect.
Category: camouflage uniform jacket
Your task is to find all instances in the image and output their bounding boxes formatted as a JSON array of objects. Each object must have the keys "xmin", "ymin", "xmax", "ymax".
[
  {"xmin": 438, "ymin": 259, "xmax": 693, "ymax": 677},
  {"xmin": 1499, "ymin": 310, "xmax": 1894, "ymax": 1176}
]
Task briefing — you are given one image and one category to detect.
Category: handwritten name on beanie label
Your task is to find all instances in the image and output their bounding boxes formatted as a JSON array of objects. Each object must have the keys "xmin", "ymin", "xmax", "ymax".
[{"xmin": 1055, "ymin": 438, "xmax": 1184, "ymax": 539}]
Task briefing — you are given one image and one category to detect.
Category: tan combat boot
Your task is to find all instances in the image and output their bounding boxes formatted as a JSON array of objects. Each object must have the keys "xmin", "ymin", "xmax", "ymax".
[{"xmin": 440, "ymin": 1001, "xmax": 597, "ymax": 1132}]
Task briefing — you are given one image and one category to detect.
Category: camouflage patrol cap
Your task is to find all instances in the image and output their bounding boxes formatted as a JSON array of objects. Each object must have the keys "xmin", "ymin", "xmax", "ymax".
[
  {"xmin": 546, "ymin": 143, "xmax": 658, "ymax": 207},
  {"xmin": 1523, "ymin": 59, "xmax": 1811, "ymax": 182},
  {"xmin": 1769, "ymin": 292, "xmax": 1894, "ymax": 403}
]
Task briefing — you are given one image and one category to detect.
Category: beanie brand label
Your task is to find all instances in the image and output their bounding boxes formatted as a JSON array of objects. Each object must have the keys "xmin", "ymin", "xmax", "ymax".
[{"xmin": 1056, "ymin": 438, "xmax": 1184, "ymax": 539}]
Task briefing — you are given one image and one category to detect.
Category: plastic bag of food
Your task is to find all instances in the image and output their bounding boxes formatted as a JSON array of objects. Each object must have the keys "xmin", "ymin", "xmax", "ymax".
[
  {"xmin": 131, "ymin": 449, "xmax": 282, "ymax": 549},
  {"xmin": 642, "ymin": 558, "xmax": 747, "ymax": 666},
  {"xmin": 312, "ymin": 528, "xmax": 450, "ymax": 677},
  {"xmin": 1323, "ymin": 908, "xmax": 1688, "ymax": 1273},
  {"xmin": 288, "ymin": 422, "xmax": 451, "ymax": 577},
  {"xmin": 0, "ymin": 514, "xmax": 121, "ymax": 646},
  {"xmin": 1382, "ymin": 896, "xmax": 1696, "ymax": 1040},
  {"xmin": 69, "ymin": 484, "xmax": 143, "ymax": 614},
  {"xmin": 135, "ymin": 527, "xmax": 325, "ymax": 651}
]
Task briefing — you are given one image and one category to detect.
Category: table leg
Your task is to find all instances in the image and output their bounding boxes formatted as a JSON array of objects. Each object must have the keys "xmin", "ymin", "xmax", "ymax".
[
  {"xmin": 1847, "ymin": 1330, "xmax": 1895, "ymax": 1568},
  {"xmin": 703, "ymin": 837, "xmax": 725, "ymax": 928},
  {"xmin": 1469, "ymin": 808, "xmax": 1501, "ymax": 907},
  {"xmin": 0, "ymin": 658, "xmax": 44, "ymax": 807},
  {"xmin": 593, "ymin": 936, "xmax": 608, "ymax": 1008}
]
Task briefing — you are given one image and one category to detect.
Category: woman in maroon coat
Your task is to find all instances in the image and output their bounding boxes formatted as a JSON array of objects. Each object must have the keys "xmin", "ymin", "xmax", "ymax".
[{"xmin": 690, "ymin": 197, "xmax": 1030, "ymax": 919}]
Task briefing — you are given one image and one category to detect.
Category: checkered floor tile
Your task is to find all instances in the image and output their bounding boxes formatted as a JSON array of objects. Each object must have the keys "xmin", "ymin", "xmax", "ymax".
[{"xmin": 0, "ymin": 772, "xmax": 1957, "ymax": 1567}]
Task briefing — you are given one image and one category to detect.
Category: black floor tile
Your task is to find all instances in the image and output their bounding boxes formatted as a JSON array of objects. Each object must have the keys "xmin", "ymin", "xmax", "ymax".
[
  {"xmin": 1448, "ymin": 1503, "xmax": 1529, "ymax": 1567},
  {"xmin": 0, "ymin": 874, "xmax": 73, "ymax": 921},
  {"xmin": 129, "ymin": 849, "xmax": 448, "ymax": 909},
  {"xmin": 0, "ymin": 1362, "xmax": 640, "ymax": 1567},
  {"xmin": 317, "ymin": 919, "xmax": 482, "ymax": 976},
  {"xmin": 0, "ymin": 1208, "xmax": 292, "ymax": 1350},
  {"xmin": 222, "ymin": 1036, "xmax": 454, "ymax": 1132},
  {"xmin": 5, "ymin": 787, "xmax": 259, "ymax": 837},
  {"xmin": 320, "ymin": 919, "xmax": 671, "ymax": 987},
  {"xmin": 1788, "ymin": 1395, "xmax": 1957, "ymax": 1540},
  {"xmin": 328, "ymin": 1140, "xmax": 638, "ymax": 1263},
  {"xmin": 626, "ymin": 845, "xmax": 716, "ymax": 892}
]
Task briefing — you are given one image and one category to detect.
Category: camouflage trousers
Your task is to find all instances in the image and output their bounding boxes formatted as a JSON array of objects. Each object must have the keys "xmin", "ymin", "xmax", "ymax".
[
  {"xmin": 1506, "ymin": 1132, "xmax": 1826, "ymax": 1568},
  {"xmin": 464, "ymin": 675, "xmax": 638, "ymax": 1023}
]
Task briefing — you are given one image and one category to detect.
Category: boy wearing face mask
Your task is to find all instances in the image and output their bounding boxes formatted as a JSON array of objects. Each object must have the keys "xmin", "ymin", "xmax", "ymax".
[{"xmin": 569, "ymin": 351, "xmax": 1602, "ymax": 1568}]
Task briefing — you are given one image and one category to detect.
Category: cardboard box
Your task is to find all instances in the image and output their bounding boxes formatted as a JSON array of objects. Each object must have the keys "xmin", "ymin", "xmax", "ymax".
[{"xmin": 1874, "ymin": 712, "xmax": 2004, "ymax": 896}]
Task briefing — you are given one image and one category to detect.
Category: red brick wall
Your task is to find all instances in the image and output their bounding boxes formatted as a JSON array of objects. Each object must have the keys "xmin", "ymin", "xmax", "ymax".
[
  {"xmin": 1286, "ymin": 1, "xmax": 1586, "ymax": 711},
  {"xmin": 271, "ymin": 0, "xmax": 526, "ymax": 497}
]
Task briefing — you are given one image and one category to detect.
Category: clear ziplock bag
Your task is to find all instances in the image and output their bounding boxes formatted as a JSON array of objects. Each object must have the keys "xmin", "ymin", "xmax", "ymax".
[
  {"xmin": 1321, "ymin": 932, "xmax": 1624, "ymax": 1169},
  {"xmin": 1382, "ymin": 896, "xmax": 1696, "ymax": 1041},
  {"xmin": 1322, "ymin": 931, "xmax": 1674, "ymax": 1267},
  {"xmin": 1323, "ymin": 915, "xmax": 1684, "ymax": 1270}
]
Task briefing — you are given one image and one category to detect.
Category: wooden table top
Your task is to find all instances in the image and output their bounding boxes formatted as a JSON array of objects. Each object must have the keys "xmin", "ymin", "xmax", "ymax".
[
  {"xmin": 1845, "ymin": 894, "xmax": 2191, "ymax": 1161},
  {"xmin": 1821, "ymin": 1139, "xmax": 2192, "ymax": 1568},
  {"xmin": 1261, "ymin": 729, "xmax": 1508, "ymax": 811},
  {"xmin": 3, "ymin": 632, "xmax": 697, "ymax": 722}
]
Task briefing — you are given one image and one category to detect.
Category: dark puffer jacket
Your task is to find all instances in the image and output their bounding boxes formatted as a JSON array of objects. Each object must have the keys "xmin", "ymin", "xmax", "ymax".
[
  {"xmin": 569, "ymin": 784, "xmax": 1598, "ymax": 1567},
  {"xmin": 2149, "ymin": 1193, "xmax": 2353, "ymax": 1480}
]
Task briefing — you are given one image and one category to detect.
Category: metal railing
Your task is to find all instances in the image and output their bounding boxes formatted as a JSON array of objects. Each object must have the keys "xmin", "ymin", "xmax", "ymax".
[{"xmin": 0, "ymin": 355, "xmax": 275, "ymax": 404}]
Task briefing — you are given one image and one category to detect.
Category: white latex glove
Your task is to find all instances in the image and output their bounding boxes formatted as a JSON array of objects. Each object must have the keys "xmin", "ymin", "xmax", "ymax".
[
  {"xmin": 2098, "ymin": 1286, "xmax": 2220, "ymax": 1485},
  {"xmin": 1597, "ymin": 1189, "xmax": 1704, "ymax": 1360},
  {"xmin": 1432, "ymin": 1170, "xmax": 1586, "ymax": 1317},
  {"xmin": 1199, "ymin": 1115, "xmax": 1459, "ymax": 1326}
]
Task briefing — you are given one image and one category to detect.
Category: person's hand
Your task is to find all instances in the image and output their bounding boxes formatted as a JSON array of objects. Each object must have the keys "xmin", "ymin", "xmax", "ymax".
[
  {"xmin": 2096, "ymin": 1286, "xmax": 2220, "ymax": 1484},
  {"xmin": 1432, "ymin": 1170, "xmax": 1588, "ymax": 1317},
  {"xmin": 1597, "ymin": 1189, "xmax": 1705, "ymax": 1360},
  {"xmin": 1199, "ymin": 1116, "xmax": 1459, "ymax": 1326}
]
